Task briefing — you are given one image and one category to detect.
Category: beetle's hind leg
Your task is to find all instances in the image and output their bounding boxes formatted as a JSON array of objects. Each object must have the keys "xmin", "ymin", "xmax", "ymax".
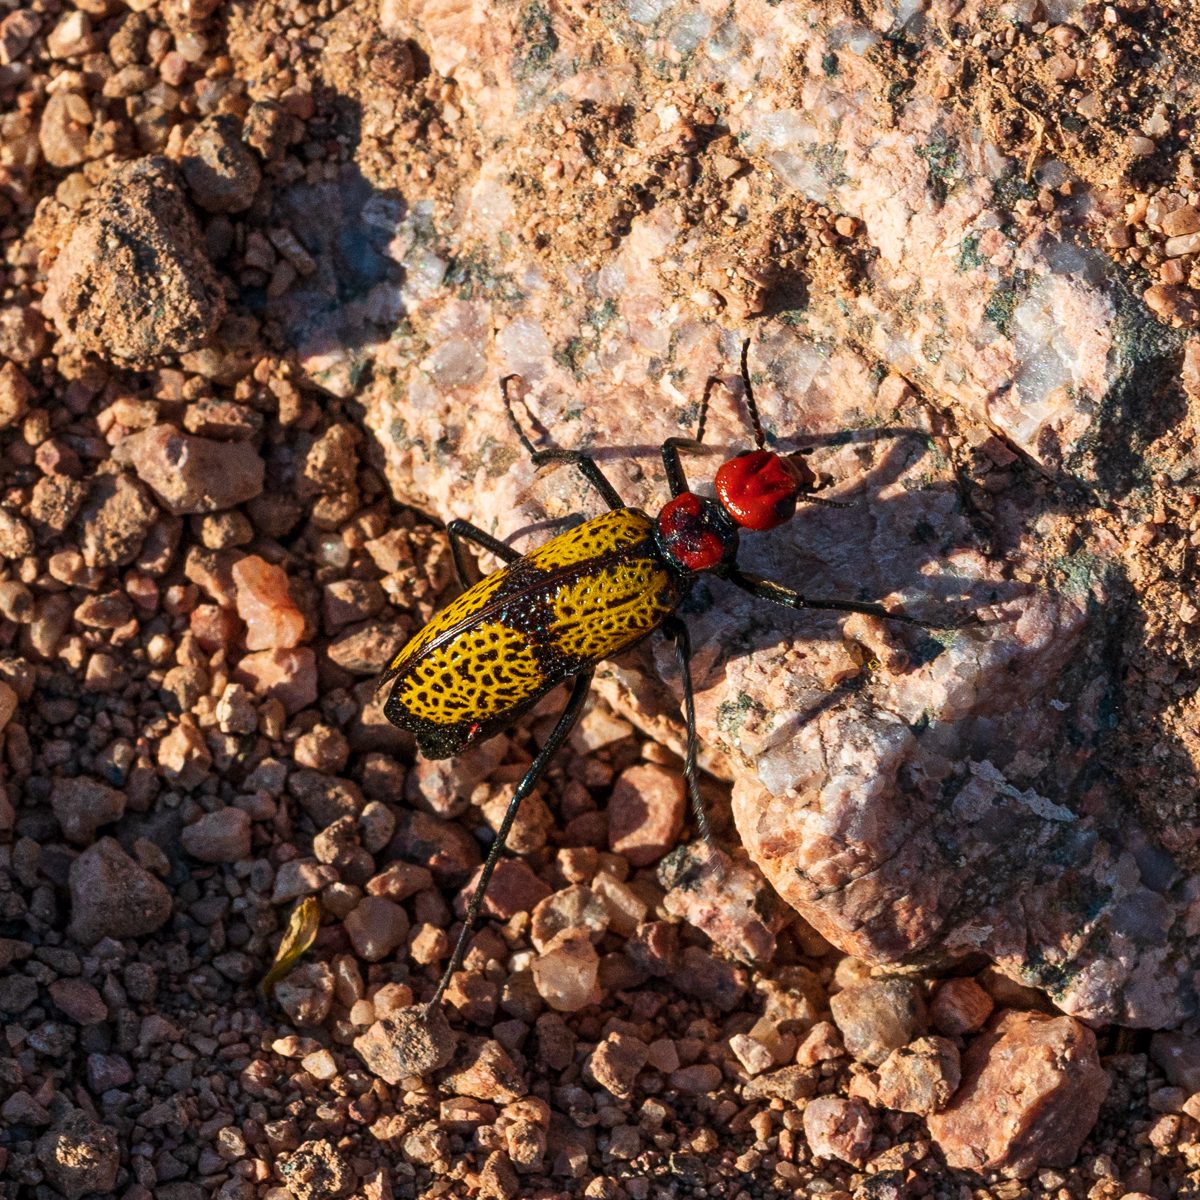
[
  {"xmin": 500, "ymin": 376, "xmax": 625, "ymax": 510},
  {"xmin": 426, "ymin": 669, "xmax": 594, "ymax": 1015},
  {"xmin": 446, "ymin": 519, "xmax": 520, "ymax": 590},
  {"xmin": 662, "ymin": 616, "xmax": 717, "ymax": 854}
]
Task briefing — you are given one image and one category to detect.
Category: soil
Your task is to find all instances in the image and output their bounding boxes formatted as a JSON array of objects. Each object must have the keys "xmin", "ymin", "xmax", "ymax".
[{"xmin": 3, "ymin": 0, "xmax": 1200, "ymax": 1198}]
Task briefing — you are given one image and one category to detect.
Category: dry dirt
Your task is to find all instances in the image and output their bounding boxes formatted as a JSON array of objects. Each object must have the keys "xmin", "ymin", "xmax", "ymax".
[{"xmin": 4, "ymin": 0, "xmax": 1200, "ymax": 1199}]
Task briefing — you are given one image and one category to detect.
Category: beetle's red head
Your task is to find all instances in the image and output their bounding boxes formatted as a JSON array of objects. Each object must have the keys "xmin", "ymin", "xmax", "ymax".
[{"xmin": 714, "ymin": 449, "xmax": 815, "ymax": 532}]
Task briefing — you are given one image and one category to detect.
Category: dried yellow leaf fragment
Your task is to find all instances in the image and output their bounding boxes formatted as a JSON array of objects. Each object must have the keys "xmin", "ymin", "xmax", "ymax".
[{"xmin": 262, "ymin": 896, "xmax": 321, "ymax": 996}]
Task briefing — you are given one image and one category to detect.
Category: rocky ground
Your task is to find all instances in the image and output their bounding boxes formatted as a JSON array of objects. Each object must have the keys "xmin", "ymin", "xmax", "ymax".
[{"xmin": 4, "ymin": 0, "xmax": 1200, "ymax": 1198}]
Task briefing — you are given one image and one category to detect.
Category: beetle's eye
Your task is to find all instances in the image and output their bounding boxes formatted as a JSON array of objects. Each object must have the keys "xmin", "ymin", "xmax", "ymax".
[{"xmin": 715, "ymin": 450, "xmax": 809, "ymax": 531}]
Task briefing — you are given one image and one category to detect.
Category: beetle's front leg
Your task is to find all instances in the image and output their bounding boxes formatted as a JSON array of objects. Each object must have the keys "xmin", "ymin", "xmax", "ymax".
[
  {"xmin": 528, "ymin": 448, "xmax": 626, "ymax": 511},
  {"xmin": 661, "ymin": 437, "xmax": 719, "ymax": 498},
  {"xmin": 500, "ymin": 376, "xmax": 626, "ymax": 511}
]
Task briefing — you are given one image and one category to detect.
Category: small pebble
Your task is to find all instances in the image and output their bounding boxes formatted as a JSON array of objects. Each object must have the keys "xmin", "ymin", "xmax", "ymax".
[
  {"xmin": 278, "ymin": 1139, "xmax": 355, "ymax": 1200},
  {"xmin": 458, "ymin": 859, "xmax": 550, "ymax": 920},
  {"xmin": 931, "ymin": 977, "xmax": 994, "ymax": 1036},
  {"xmin": 51, "ymin": 776, "xmax": 126, "ymax": 845},
  {"xmin": 344, "ymin": 896, "xmax": 409, "ymax": 962},
  {"xmin": 119, "ymin": 424, "xmax": 265, "ymax": 515},
  {"xmin": 875, "ymin": 1036, "xmax": 962, "ymax": 1114},
  {"xmin": 803, "ymin": 1096, "xmax": 875, "ymax": 1166},
  {"xmin": 588, "ymin": 1031, "xmax": 649, "ymax": 1099},
  {"xmin": 353, "ymin": 1006, "xmax": 456, "ymax": 1082},
  {"xmin": 67, "ymin": 838, "xmax": 173, "ymax": 945},
  {"xmin": 180, "ymin": 807, "xmax": 252, "ymax": 863},
  {"xmin": 181, "ymin": 114, "xmax": 263, "ymax": 213},
  {"xmin": 795, "ymin": 1020, "xmax": 845, "ymax": 1065},
  {"xmin": 668, "ymin": 1063, "xmax": 723, "ymax": 1095},
  {"xmin": 36, "ymin": 1111, "xmax": 120, "ymax": 1199},
  {"xmin": 366, "ymin": 860, "xmax": 432, "ymax": 902},
  {"xmin": 48, "ymin": 979, "xmax": 107, "ymax": 1026},
  {"xmin": 301, "ymin": 1049, "xmax": 338, "ymax": 1081},
  {"xmin": 530, "ymin": 884, "xmax": 608, "ymax": 951},
  {"xmin": 0, "ymin": 361, "xmax": 33, "ymax": 429},
  {"xmin": 743, "ymin": 1064, "xmax": 818, "ymax": 1103},
  {"xmin": 275, "ymin": 962, "xmax": 335, "ymax": 1027},
  {"xmin": 233, "ymin": 555, "xmax": 305, "ymax": 650},
  {"xmin": 607, "ymin": 763, "xmax": 685, "ymax": 867},
  {"xmin": 86, "ymin": 1053, "xmax": 133, "ymax": 1093},
  {"xmin": 829, "ymin": 977, "xmax": 927, "ymax": 1066},
  {"xmin": 532, "ymin": 930, "xmax": 601, "ymax": 1012},
  {"xmin": 0, "ymin": 10, "xmax": 41, "ymax": 64},
  {"xmin": 444, "ymin": 1037, "xmax": 527, "ymax": 1104},
  {"xmin": 236, "ymin": 647, "xmax": 318, "ymax": 714},
  {"xmin": 730, "ymin": 1033, "xmax": 774, "ymax": 1076}
]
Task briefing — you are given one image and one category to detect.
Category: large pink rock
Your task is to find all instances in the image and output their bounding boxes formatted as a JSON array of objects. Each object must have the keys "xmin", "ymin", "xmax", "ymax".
[
  {"xmin": 277, "ymin": 0, "xmax": 1197, "ymax": 1027},
  {"xmin": 926, "ymin": 1011, "xmax": 1110, "ymax": 1179}
]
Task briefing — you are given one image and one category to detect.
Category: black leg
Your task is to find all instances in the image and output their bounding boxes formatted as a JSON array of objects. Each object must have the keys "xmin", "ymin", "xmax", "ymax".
[
  {"xmin": 425, "ymin": 670, "xmax": 594, "ymax": 1014},
  {"xmin": 661, "ymin": 369, "xmax": 728, "ymax": 496},
  {"xmin": 446, "ymin": 519, "xmax": 520, "ymax": 589},
  {"xmin": 662, "ymin": 437, "xmax": 712, "ymax": 498},
  {"xmin": 800, "ymin": 494, "xmax": 854, "ymax": 510},
  {"xmin": 500, "ymin": 376, "xmax": 625, "ymax": 511},
  {"xmin": 662, "ymin": 616, "xmax": 715, "ymax": 852},
  {"xmin": 529, "ymin": 448, "xmax": 625, "ymax": 511},
  {"xmin": 729, "ymin": 566, "xmax": 936, "ymax": 627},
  {"xmin": 660, "ymin": 338, "xmax": 768, "ymax": 496}
]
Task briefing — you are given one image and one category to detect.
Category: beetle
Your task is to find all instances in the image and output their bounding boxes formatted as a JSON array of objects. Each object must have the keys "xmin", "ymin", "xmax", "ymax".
[{"xmin": 379, "ymin": 339, "xmax": 964, "ymax": 1012}]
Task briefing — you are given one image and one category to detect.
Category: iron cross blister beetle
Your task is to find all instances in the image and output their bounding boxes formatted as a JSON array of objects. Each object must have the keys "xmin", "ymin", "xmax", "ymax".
[{"xmin": 379, "ymin": 340, "xmax": 963, "ymax": 1013}]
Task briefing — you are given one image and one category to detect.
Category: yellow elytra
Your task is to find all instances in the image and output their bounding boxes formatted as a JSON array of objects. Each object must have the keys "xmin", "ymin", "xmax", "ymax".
[{"xmin": 379, "ymin": 508, "xmax": 679, "ymax": 759}]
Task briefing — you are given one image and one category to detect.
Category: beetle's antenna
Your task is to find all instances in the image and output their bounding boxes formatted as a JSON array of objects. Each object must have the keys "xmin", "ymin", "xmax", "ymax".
[
  {"xmin": 739, "ymin": 338, "xmax": 766, "ymax": 451},
  {"xmin": 500, "ymin": 374, "xmax": 538, "ymax": 459},
  {"xmin": 694, "ymin": 374, "xmax": 722, "ymax": 445}
]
